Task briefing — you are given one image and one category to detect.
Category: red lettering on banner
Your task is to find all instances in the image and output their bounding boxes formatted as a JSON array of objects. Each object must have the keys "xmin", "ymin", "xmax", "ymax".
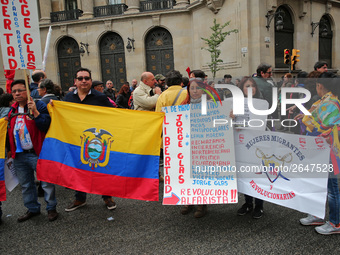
[
  {"xmin": 164, "ymin": 146, "xmax": 169, "ymax": 155},
  {"xmin": 23, "ymin": 34, "xmax": 33, "ymax": 44},
  {"xmin": 27, "ymin": 62, "xmax": 36, "ymax": 69},
  {"xmin": 187, "ymin": 189, "xmax": 191, "ymax": 195},
  {"xmin": 164, "ymin": 156, "xmax": 171, "ymax": 166},
  {"xmin": 181, "ymin": 189, "xmax": 185, "ymax": 195},
  {"xmin": 178, "ymin": 175, "xmax": 184, "ymax": 184},
  {"xmin": 165, "ymin": 185, "xmax": 172, "ymax": 193},
  {"xmin": 164, "ymin": 137, "xmax": 170, "ymax": 146},
  {"xmin": 21, "ymin": 5, "xmax": 30, "ymax": 16},
  {"xmin": 19, "ymin": 0, "xmax": 28, "ymax": 4},
  {"xmin": 27, "ymin": 54, "xmax": 35, "ymax": 61},
  {"xmin": 164, "ymin": 166, "xmax": 170, "ymax": 175},
  {"xmin": 164, "ymin": 127, "xmax": 167, "ymax": 136},
  {"xmin": 2, "ymin": 6, "xmax": 9, "ymax": 16},
  {"xmin": 164, "ymin": 115, "xmax": 169, "ymax": 125},
  {"xmin": 8, "ymin": 59, "xmax": 17, "ymax": 69},
  {"xmin": 23, "ymin": 18, "xmax": 31, "ymax": 28},
  {"xmin": 7, "ymin": 46, "xmax": 15, "ymax": 57},
  {"xmin": 4, "ymin": 19, "xmax": 11, "ymax": 29},
  {"xmin": 1, "ymin": 1, "xmax": 9, "ymax": 5},
  {"xmin": 165, "ymin": 175, "xmax": 170, "ymax": 185},
  {"xmin": 3, "ymin": 33, "xmax": 13, "ymax": 44}
]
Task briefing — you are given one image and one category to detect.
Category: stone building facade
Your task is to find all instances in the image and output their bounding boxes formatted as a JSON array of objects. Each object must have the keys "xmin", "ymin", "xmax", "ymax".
[{"xmin": 1, "ymin": 0, "xmax": 340, "ymax": 91}]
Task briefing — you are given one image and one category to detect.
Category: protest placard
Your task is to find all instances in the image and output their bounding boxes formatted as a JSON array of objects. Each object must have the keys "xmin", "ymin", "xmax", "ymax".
[
  {"xmin": 162, "ymin": 102, "xmax": 237, "ymax": 205},
  {"xmin": 235, "ymin": 129, "xmax": 330, "ymax": 219},
  {"xmin": 0, "ymin": 1, "xmax": 42, "ymax": 70}
]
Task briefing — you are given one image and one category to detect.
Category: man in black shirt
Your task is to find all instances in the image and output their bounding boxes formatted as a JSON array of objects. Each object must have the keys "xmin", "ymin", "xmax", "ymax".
[{"xmin": 64, "ymin": 67, "xmax": 116, "ymax": 211}]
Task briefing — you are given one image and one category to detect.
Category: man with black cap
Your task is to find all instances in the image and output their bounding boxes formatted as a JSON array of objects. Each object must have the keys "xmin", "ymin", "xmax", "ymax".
[{"xmin": 155, "ymin": 74, "xmax": 166, "ymax": 92}]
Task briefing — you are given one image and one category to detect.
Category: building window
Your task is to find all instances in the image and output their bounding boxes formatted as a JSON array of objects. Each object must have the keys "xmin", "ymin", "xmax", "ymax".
[
  {"xmin": 319, "ymin": 15, "xmax": 332, "ymax": 68},
  {"xmin": 108, "ymin": 0, "xmax": 122, "ymax": 4},
  {"xmin": 274, "ymin": 5, "xmax": 294, "ymax": 69}
]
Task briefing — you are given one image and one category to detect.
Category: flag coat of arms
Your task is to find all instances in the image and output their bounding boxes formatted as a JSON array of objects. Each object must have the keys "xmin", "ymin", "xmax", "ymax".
[
  {"xmin": 0, "ymin": 118, "xmax": 7, "ymax": 201},
  {"xmin": 37, "ymin": 101, "xmax": 164, "ymax": 201}
]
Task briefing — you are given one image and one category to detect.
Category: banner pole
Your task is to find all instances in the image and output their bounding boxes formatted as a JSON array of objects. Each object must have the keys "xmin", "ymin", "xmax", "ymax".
[{"xmin": 24, "ymin": 69, "xmax": 32, "ymax": 114}]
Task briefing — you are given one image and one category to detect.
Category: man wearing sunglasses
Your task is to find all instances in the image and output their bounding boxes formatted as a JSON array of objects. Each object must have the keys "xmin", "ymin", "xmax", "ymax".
[
  {"xmin": 7, "ymin": 79, "xmax": 58, "ymax": 222},
  {"xmin": 253, "ymin": 63, "xmax": 274, "ymax": 107},
  {"xmin": 63, "ymin": 67, "xmax": 116, "ymax": 212}
]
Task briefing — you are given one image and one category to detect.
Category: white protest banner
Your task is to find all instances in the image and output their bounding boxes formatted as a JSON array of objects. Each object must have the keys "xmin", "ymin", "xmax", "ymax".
[
  {"xmin": 162, "ymin": 102, "xmax": 237, "ymax": 205},
  {"xmin": 0, "ymin": 1, "xmax": 42, "ymax": 70},
  {"xmin": 235, "ymin": 129, "xmax": 330, "ymax": 219},
  {"xmin": 4, "ymin": 158, "xmax": 18, "ymax": 192}
]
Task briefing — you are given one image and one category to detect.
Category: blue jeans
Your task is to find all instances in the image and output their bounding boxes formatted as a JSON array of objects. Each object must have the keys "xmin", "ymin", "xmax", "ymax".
[
  {"xmin": 75, "ymin": 190, "xmax": 110, "ymax": 202},
  {"xmin": 245, "ymin": 195, "xmax": 264, "ymax": 209},
  {"xmin": 328, "ymin": 171, "xmax": 340, "ymax": 225},
  {"xmin": 14, "ymin": 153, "xmax": 57, "ymax": 212}
]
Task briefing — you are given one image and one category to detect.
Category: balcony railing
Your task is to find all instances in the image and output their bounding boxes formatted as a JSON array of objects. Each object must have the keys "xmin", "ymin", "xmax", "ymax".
[
  {"xmin": 140, "ymin": 0, "xmax": 175, "ymax": 12},
  {"xmin": 51, "ymin": 9, "xmax": 83, "ymax": 23},
  {"xmin": 94, "ymin": 4, "xmax": 128, "ymax": 17}
]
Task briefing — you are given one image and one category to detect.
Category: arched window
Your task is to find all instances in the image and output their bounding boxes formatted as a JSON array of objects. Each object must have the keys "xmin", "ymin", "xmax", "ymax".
[
  {"xmin": 57, "ymin": 37, "xmax": 81, "ymax": 91},
  {"xmin": 319, "ymin": 15, "xmax": 332, "ymax": 68},
  {"xmin": 99, "ymin": 32, "xmax": 127, "ymax": 90},
  {"xmin": 145, "ymin": 27, "xmax": 174, "ymax": 75},
  {"xmin": 274, "ymin": 6, "xmax": 294, "ymax": 68}
]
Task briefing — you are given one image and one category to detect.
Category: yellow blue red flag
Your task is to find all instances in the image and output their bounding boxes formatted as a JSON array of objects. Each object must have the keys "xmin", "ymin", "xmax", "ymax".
[
  {"xmin": 37, "ymin": 101, "xmax": 164, "ymax": 201},
  {"xmin": 0, "ymin": 118, "xmax": 7, "ymax": 201}
]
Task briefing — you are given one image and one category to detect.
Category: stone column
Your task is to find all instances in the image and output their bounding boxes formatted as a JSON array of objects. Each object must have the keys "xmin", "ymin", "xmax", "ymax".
[
  {"xmin": 79, "ymin": 0, "xmax": 94, "ymax": 19},
  {"xmin": 39, "ymin": 0, "xmax": 52, "ymax": 24},
  {"xmin": 125, "ymin": 0, "xmax": 140, "ymax": 13},
  {"xmin": 174, "ymin": 0, "xmax": 189, "ymax": 9}
]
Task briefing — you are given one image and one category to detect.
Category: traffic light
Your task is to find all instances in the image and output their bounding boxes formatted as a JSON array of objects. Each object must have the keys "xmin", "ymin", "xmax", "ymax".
[
  {"xmin": 291, "ymin": 49, "xmax": 300, "ymax": 70},
  {"xmin": 283, "ymin": 49, "xmax": 290, "ymax": 65}
]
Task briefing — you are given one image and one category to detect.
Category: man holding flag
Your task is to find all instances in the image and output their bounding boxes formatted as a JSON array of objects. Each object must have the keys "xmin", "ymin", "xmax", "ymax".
[
  {"xmin": 63, "ymin": 67, "xmax": 116, "ymax": 211},
  {"xmin": 7, "ymin": 79, "xmax": 58, "ymax": 222}
]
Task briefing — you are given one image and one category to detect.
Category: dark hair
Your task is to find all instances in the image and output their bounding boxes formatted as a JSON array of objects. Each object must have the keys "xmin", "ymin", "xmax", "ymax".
[
  {"xmin": 32, "ymin": 72, "xmax": 45, "ymax": 82},
  {"xmin": 165, "ymin": 70, "xmax": 183, "ymax": 86},
  {"xmin": 182, "ymin": 78, "xmax": 206, "ymax": 104},
  {"xmin": 74, "ymin": 67, "xmax": 92, "ymax": 79},
  {"xmin": 182, "ymin": 77, "xmax": 189, "ymax": 87},
  {"xmin": 11, "ymin": 79, "xmax": 27, "ymax": 89},
  {"xmin": 305, "ymin": 71, "xmax": 322, "ymax": 97},
  {"xmin": 317, "ymin": 72, "xmax": 339, "ymax": 96},
  {"xmin": 295, "ymin": 71, "xmax": 308, "ymax": 85},
  {"xmin": 0, "ymin": 88, "xmax": 4, "ymax": 96},
  {"xmin": 54, "ymin": 85, "xmax": 64, "ymax": 99},
  {"xmin": 190, "ymin": 70, "xmax": 206, "ymax": 79},
  {"xmin": 39, "ymin": 79, "xmax": 55, "ymax": 94},
  {"xmin": 238, "ymin": 76, "xmax": 260, "ymax": 98},
  {"xmin": 0, "ymin": 93, "xmax": 13, "ymax": 107},
  {"xmin": 314, "ymin": 61, "xmax": 328, "ymax": 71},
  {"xmin": 224, "ymin": 74, "xmax": 232, "ymax": 79},
  {"xmin": 256, "ymin": 63, "xmax": 272, "ymax": 77},
  {"xmin": 118, "ymin": 84, "xmax": 130, "ymax": 95}
]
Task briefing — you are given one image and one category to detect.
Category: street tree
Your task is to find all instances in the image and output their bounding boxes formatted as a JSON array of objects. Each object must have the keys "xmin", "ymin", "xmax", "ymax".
[{"xmin": 201, "ymin": 19, "xmax": 238, "ymax": 79}]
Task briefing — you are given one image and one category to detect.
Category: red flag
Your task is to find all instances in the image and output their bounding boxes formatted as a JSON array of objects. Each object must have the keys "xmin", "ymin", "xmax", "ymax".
[
  {"xmin": 186, "ymin": 67, "xmax": 191, "ymax": 77},
  {"xmin": 4, "ymin": 70, "xmax": 15, "ymax": 93}
]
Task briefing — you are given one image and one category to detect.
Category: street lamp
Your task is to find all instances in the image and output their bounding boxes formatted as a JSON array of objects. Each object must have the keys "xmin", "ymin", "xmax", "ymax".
[
  {"xmin": 126, "ymin": 37, "xmax": 135, "ymax": 52},
  {"xmin": 311, "ymin": 22, "xmax": 328, "ymax": 37},
  {"xmin": 79, "ymin": 42, "xmax": 89, "ymax": 56},
  {"xmin": 266, "ymin": 10, "xmax": 285, "ymax": 31}
]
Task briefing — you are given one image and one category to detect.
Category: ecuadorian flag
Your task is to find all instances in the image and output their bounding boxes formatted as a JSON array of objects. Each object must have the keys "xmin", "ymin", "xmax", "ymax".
[
  {"xmin": 0, "ymin": 118, "xmax": 7, "ymax": 201},
  {"xmin": 37, "ymin": 101, "xmax": 164, "ymax": 201}
]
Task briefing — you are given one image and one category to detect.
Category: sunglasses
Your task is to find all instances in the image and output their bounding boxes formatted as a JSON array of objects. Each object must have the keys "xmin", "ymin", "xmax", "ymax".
[
  {"xmin": 76, "ymin": 76, "xmax": 91, "ymax": 81},
  {"xmin": 12, "ymin": 89, "xmax": 26, "ymax": 94}
]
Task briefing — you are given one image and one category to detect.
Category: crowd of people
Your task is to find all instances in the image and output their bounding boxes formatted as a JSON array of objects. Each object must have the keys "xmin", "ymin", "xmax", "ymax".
[{"xmin": 0, "ymin": 61, "xmax": 339, "ymax": 235}]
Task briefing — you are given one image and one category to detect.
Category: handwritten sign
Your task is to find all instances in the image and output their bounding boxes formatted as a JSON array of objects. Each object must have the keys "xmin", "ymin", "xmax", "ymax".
[
  {"xmin": 0, "ymin": 0, "xmax": 42, "ymax": 69},
  {"xmin": 162, "ymin": 102, "xmax": 237, "ymax": 205}
]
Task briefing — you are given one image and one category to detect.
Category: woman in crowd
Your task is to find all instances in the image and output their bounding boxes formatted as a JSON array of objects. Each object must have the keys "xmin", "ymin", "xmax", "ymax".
[
  {"xmin": 38, "ymin": 79, "xmax": 59, "ymax": 105},
  {"xmin": 230, "ymin": 77, "xmax": 265, "ymax": 219},
  {"xmin": 296, "ymin": 72, "xmax": 340, "ymax": 235},
  {"xmin": 0, "ymin": 93, "xmax": 14, "ymax": 118},
  {"xmin": 116, "ymin": 84, "xmax": 131, "ymax": 109},
  {"xmin": 181, "ymin": 78, "xmax": 206, "ymax": 218}
]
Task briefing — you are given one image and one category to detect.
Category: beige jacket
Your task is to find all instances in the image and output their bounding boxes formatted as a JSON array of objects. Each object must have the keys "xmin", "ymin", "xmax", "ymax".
[{"xmin": 133, "ymin": 81, "xmax": 159, "ymax": 111}]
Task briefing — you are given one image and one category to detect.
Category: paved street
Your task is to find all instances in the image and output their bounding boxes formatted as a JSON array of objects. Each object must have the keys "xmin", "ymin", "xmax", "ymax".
[{"xmin": 1, "ymin": 181, "xmax": 339, "ymax": 254}]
